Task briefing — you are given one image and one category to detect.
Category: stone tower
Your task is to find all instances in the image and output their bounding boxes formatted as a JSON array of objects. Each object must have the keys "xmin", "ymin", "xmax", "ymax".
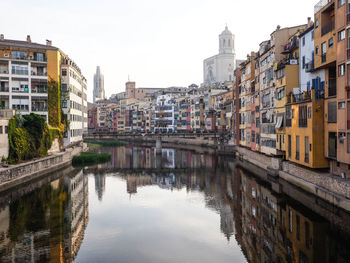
[{"xmin": 93, "ymin": 66, "xmax": 105, "ymax": 103}]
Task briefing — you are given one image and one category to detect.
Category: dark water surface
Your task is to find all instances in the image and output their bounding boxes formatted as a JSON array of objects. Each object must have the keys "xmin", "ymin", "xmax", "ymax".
[{"xmin": 0, "ymin": 145, "xmax": 350, "ymax": 263}]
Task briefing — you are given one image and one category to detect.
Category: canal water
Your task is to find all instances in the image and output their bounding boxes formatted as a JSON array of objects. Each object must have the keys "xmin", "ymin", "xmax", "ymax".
[{"xmin": 0, "ymin": 145, "xmax": 350, "ymax": 263}]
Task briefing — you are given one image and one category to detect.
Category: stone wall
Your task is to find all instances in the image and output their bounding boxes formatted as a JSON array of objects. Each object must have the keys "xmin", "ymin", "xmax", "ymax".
[
  {"xmin": 282, "ymin": 161, "xmax": 350, "ymax": 199},
  {"xmin": 0, "ymin": 146, "xmax": 82, "ymax": 192}
]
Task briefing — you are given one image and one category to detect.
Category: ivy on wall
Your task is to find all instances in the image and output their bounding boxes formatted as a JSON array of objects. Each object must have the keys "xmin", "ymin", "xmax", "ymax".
[
  {"xmin": 48, "ymin": 79, "xmax": 62, "ymax": 127},
  {"xmin": 48, "ymin": 78, "xmax": 66, "ymax": 141},
  {"xmin": 8, "ymin": 114, "xmax": 59, "ymax": 163}
]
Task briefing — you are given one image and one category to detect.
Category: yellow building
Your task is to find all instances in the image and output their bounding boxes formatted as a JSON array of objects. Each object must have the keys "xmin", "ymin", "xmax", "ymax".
[{"xmin": 285, "ymin": 90, "xmax": 329, "ymax": 168}]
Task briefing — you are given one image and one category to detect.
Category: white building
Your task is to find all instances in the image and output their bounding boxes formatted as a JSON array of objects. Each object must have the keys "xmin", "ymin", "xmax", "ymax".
[
  {"xmin": 299, "ymin": 25, "xmax": 325, "ymax": 94},
  {"xmin": 93, "ymin": 66, "xmax": 105, "ymax": 103},
  {"xmin": 61, "ymin": 56, "xmax": 88, "ymax": 146},
  {"xmin": 203, "ymin": 26, "xmax": 236, "ymax": 86},
  {"xmin": 0, "ymin": 36, "xmax": 52, "ymax": 122},
  {"xmin": 0, "ymin": 110, "xmax": 14, "ymax": 159},
  {"xmin": 155, "ymin": 94, "xmax": 177, "ymax": 132}
]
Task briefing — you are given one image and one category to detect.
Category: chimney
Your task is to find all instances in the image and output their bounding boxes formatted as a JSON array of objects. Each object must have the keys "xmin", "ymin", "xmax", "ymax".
[
  {"xmin": 46, "ymin": 39, "xmax": 52, "ymax": 46},
  {"xmin": 0, "ymin": 34, "xmax": 4, "ymax": 41},
  {"xmin": 276, "ymin": 25, "xmax": 281, "ymax": 31},
  {"xmin": 26, "ymin": 35, "xmax": 31, "ymax": 43},
  {"xmin": 307, "ymin": 17, "xmax": 312, "ymax": 26}
]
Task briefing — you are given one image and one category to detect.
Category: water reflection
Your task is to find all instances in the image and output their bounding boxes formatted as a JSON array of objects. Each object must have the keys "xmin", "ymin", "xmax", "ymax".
[
  {"xmin": 0, "ymin": 168, "xmax": 88, "ymax": 263},
  {"xmin": 0, "ymin": 145, "xmax": 349, "ymax": 262},
  {"xmin": 88, "ymin": 144, "xmax": 350, "ymax": 263}
]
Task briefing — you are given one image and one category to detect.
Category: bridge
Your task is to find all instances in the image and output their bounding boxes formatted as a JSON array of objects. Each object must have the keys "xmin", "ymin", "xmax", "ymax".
[{"xmin": 83, "ymin": 131, "xmax": 235, "ymax": 153}]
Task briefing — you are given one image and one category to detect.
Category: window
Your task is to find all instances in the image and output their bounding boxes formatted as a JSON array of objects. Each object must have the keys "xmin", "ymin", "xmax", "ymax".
[
  {"xmin": 302, "ymin": 37, "xmax": 305, "ymax": 46},
  {"xmin": 321, "ymin": 42, "xmax": 326, "ymax": 54},
  {"xmin": 315, "ymin": 19, "xmax": 319, "ymax": 28},
  {"xmin": 339, "ymin": 30, "xmax": 345, "ymax": 41},
  {"xmin": 311, "ymin": 30, "xmax": 314, "ymax": 40},
  {"xmin": 305, "ymin": 221, "xmax": 310, "ymax": 248},
  {"xmin": 62, "ymin": 69, "xmax": 67, "ymax": 76},
  {"xmin": 315, "ymin": 45, "xmax": 319, "ymax": 55},
  {"xmin": 305, "ymin": 136, "xmax": 309, "ymax": 163},
  {"xmin": 308, "ymin": 106, "xmax": 312, "ymax": 118},
  {"xmin": 296, "ymin": 215, "xmax": 300, "ymax": 240},
  {"xmin": 289, "ymin": 209, "xmax": 293, "ymax": 232},
  {"xmin": 338, "ymin": 101, "xmax": 345, "ymax": 109},
  {"xmin": 296, "ymin": 135, "xmax": 300, "ymax": 160},
  {"xmin": 299, "ymin": 105, "xmax": 307, "ymax": 127},
  {"xmin": 348, "ymin": 133, "xmax": 350, "ymax": 153},
  {"xmin": 339, "ymin": 0, "xmax": 345, "ymax": 7},
  {"xmin": 328, "ymin": 101, "xmax": 337, "ymax": 123},
  {"xmin": 0, "ymin": 126, "xmax": 2, "ymax": 134},
  {"xmin": 5, "ymin": 126, "xmax": 8, "ymax": 134},
  {"xmin": 329, "ymin": 37, "xmax": 333, "ymax": 48},
  {"xmin": 339, "ymin": 64, "xmax": 345, "ymax": 76},
  {"xmin": 12, "ymin": 51, "xmax": 26, "ymax": 60},
  {"xmin": 302, "ymin": 56, "xmax": 306, "ymax": 69}
]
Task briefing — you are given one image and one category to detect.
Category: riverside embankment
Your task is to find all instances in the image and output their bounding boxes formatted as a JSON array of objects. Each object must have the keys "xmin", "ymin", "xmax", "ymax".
[
  {"xmin": 84, "ymin": 133, "xmax": 350, "ymax": 212},
  {"xmin": 0, "ymin": 145, "xmax": 83, "ymax": 192}
]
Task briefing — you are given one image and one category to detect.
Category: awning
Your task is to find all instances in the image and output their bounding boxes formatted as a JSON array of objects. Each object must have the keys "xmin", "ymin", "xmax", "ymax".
[{"xmin": 275, "ymin": 115, "xmax": 284, "ymax": 129}]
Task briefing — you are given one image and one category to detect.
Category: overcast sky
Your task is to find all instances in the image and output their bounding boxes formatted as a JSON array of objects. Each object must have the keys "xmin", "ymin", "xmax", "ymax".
[{"xmin": 3, "ymin": 0, "xmax": 316, "ymax": 102}]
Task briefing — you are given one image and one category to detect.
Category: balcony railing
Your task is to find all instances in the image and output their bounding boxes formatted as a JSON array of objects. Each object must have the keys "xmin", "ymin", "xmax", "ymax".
[
  {"xmin": 31, "ymin": 71, "xmax": 47, "ymax": 76},
  {"xmin": 314, "ymin": 0, "xmax": 332, "ymax": 13},
  {"xmin": 321, "ymin": 21, "xmax": 335, "ymax": 36},
  {"xmin": 32, "ymin": 106, "xmax": 48, "ymax": 112},
  {"xmin": 0, "ymin": 87, "xmax": 9, "ymax": 92}
]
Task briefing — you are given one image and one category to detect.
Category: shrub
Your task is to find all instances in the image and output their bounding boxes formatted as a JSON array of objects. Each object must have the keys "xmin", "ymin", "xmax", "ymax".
[
  {"xmin": 72, "ymin": 152, "xmax": 111, "ymax": 167},
  {"xmin": 83, "ymin": 140, "xmax": 125, "ymax": 147}
]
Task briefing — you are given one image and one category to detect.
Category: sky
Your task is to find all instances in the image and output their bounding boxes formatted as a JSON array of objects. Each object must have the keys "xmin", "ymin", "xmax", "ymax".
[{"xmin": 3, "ymin": 0, "xmax": 316, "ymax": 102}]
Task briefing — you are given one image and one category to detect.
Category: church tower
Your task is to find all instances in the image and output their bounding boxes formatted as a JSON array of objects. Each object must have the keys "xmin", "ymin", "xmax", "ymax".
[{"xmin": 219, "ymin": 26, "xmax": 235, "ymax": 55}]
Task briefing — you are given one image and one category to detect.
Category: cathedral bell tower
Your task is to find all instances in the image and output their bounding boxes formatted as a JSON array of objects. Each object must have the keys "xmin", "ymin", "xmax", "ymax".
[{"xmin": 219, "ymin": 26, "xmax": 235, "ymax": 54}]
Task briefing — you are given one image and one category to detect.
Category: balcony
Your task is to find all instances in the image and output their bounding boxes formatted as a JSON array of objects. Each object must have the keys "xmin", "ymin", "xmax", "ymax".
[
  {"xmin": 31, "ymin": 86, "xmax": 48, "ymax": 94},
  {"xmin": 321, "ymin": 21, "xmax": 335, "ymax": 36},
  {"xmin": 305, "ymin": 61, "xmax": 314, "ymax": 72}
]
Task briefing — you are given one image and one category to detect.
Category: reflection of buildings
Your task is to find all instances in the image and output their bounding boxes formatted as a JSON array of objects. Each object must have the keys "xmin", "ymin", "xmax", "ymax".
[
  {"xmin": 0, "ymin": 205, "xmax": 10, "ymax": 256},
  {"xmin": 63, "ymin": 170, "xmax": 89, "ymax": 262},
  {"xmin": 236, "ymin": 169, "xmax": 349, "ymax": 263},
  {"xmin": 0, "ymin": 168, "xmax": 89, "ymax": 263},
  {"xmin": 126, "ymin": 175, "xmax": 153, "ymax": 194},
  {"xmin": 94, "ymin": 173, "xmax": 106, "ymax": 201}
]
